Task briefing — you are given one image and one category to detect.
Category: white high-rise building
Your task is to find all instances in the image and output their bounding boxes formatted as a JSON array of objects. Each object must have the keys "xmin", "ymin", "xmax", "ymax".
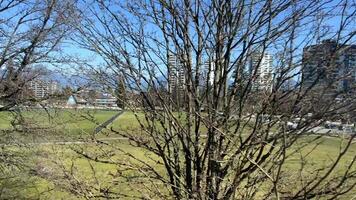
[
  {"xmin": 204, "ymin": 57, "xmax": 216, "ymax": 86},
  {"xmin": 249, "ymin": 52, "xmax": 273, "ymax": 91},
  {"xmin": 28, "ymin": 80, "xmax": 58, "ymax": 98},
  {"xmin": 168, "ymin": 52, "xmax": 185, "ymax": 93}
]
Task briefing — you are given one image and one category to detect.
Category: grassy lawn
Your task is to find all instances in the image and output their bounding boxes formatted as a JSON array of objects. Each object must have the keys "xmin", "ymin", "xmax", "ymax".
[
  {"xmin": 0, "ymin": 109, "xmax": 120, "ymax": 142},
  {"xmin": 0, "ymin": 110, "xmax": 355, "ymax": 199},
  {"xmin": 0, "ymin": 111, "xmax": 13, "ymax": 129}
]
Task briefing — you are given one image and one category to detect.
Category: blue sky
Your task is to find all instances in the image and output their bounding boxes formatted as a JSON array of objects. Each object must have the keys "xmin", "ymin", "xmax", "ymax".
[
  {"xmin": 64, "ymin": 0, "xmax": 354, "ymax": 60},
  {"xmin": 3, "ymin": 0, "xmax": 352, "ymax": 87}
]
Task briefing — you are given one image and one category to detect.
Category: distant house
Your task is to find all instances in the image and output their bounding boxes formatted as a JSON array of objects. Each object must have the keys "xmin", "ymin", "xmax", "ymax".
[
  {"xmin": 94, "ymin": 93, "xmax": 117, "ymax": 107},
  {"xmin": 66, "ymin": 92, "xmax": 118, "ymax": 108},
  {"xmin": 66, "ymin": 95, "xmax": 88, "ymax": 107}
]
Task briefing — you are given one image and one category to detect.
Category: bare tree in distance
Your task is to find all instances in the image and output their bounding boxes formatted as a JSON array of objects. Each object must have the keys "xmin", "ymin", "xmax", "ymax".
[
  {"xmin": 57, "ymin": 0, "xmax": 356, "ymax": 199},
  {"xmin": 0, "ymin": 0, "xmax": 77, "ymax": 111},
  {"xmin": 0, "ymin": 0, "xmax": 79, "ymax": 142}
]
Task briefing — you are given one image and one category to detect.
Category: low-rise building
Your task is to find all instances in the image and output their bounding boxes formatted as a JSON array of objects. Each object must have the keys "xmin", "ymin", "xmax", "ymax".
[
  {"xmin": 66, "ymin": 95, "xmax": 88, "ymax": 107},
  {"xmin": 66, "ymin": 92, "xmax": 118, "ymax": 108},
  {"xmin": 94, "ymin": 93, "xmax": 117, "ymax": 107}
]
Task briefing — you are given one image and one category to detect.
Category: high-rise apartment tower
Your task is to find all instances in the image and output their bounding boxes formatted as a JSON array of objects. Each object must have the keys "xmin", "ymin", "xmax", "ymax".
[
  {"xmin": 249, "ymin": 52, "xmax": 273, "ymax": 91},
  {"xmin": 302, "ymin": 40, "xmax": 356, "ymax": 93},
  {"xmin": 168, "ymin": 53, "xmax": 186, "ymax": 93}
]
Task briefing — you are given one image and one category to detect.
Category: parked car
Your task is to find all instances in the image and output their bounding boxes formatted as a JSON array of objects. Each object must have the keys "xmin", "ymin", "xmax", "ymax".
[
  {"xmin": 287, "ymin": 122, "xmax": 298, "ymax": 130},
  {"xmin": 324, "ymin": 121, "xmax": 342, "ymax": 129},
  {"xmin": 342, "ymin": 124, "xmax": 355, "ymax": 133}
]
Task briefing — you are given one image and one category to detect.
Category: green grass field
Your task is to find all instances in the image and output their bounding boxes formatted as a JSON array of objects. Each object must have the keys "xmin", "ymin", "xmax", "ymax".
[
  {"xmin": 0, "ymin": 109, "xmax": 119, "ymax": 143},
  {"xmin": 0, "ymin": 110, "xmax": 355, "ymax": 199}
]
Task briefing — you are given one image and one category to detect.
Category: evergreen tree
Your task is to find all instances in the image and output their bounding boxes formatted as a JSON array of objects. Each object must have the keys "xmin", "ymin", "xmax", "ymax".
[{"xmin": 115, "ymin": 75, "xmax": 126, "ymax": 109}]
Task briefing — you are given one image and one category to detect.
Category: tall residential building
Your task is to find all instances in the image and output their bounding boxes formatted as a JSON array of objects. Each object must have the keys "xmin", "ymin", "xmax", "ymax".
[
  {"xmin": 28, "ymin": 80, "xmax": 58, "ymax": 98},
  {"xmin": 203, "ymin": 53, "xmax": 230, "ymax": 88},
  {"xmin": 168, "ymin": 52, "xmax": 185, "ymax": 93},
  {"xmin": 204, "ymin": 57, "xmax": 216, "ymax": 86},
  {"xmin": 249, "ymin": 52, "xmax": 273, "ymax": 91},
  {"xmin": 302, "ymin": 40, "xmax": 356, "ymax": 93}
]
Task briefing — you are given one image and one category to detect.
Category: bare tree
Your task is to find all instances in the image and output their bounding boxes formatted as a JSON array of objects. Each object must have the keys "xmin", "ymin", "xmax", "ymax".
[
  {"xmin": 0, "ymin": 0, "xmax": 76, "ymax": 110},
  {"xmin": 0, "ymin": 0, "xmax": 77, "ymax": 198},
  {"xmin": 53, "ymin": 0, "xmax": 356, "ymax": 199}
]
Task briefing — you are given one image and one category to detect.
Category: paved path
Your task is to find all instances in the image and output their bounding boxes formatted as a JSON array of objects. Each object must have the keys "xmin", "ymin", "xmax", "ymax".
[
  {"xmin": 27, "ymin": 137, "xmax": 128, "ymax": 146},
  {"xmin": 94, "ymin": 110, "xmax": 124, "ymax": 133}
]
